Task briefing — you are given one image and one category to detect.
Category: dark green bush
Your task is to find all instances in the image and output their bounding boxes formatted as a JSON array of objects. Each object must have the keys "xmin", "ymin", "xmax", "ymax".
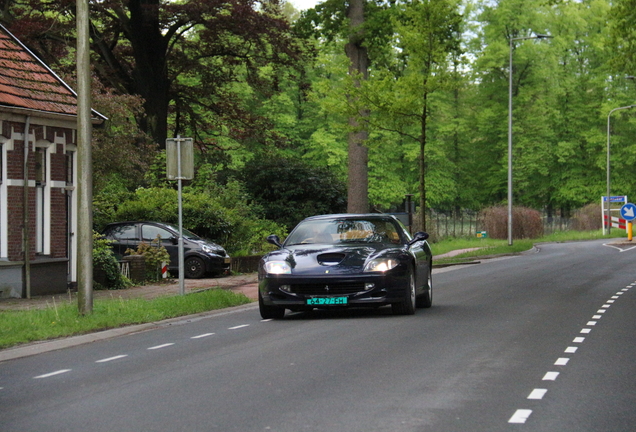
[
  {"xmin": 93, "ymin": 232, "xmax": 130, "ymax": 290},
  {"xmin": 237, "ymin": 155, "xmax": 347, "ymax": 231},
  {"xmin": 111, "ymin": 184, "xmax": 285, "ymax": 255}
]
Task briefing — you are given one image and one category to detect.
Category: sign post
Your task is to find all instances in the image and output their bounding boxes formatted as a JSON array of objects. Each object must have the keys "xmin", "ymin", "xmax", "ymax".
[
  {"xmin": 602, "ymin": 196, "xmax": 628, "ymax": 235},
  {"xmin": 166, "ymin": 136, "xmax": 194, "ymax": 295},
  {"xmin": 620, "ymin": 203, "xmax": 636, "ymax": 241}
]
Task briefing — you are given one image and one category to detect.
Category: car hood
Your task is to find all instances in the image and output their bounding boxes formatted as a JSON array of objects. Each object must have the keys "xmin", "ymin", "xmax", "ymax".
[
  {"xmin": 189, "ymin": 238, "xmax": 226, "ymax": 255},
  {"xmin": 263, "ymin": 244, "xmax": 406, "ymax": 275}
]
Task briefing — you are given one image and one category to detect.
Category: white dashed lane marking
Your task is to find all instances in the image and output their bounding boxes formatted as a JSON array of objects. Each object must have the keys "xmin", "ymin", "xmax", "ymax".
[
  {"xmin": 508, "ymin": 280, "xmax": 633, "ymax": 425},
  {"xmin": 96, "ymin": 355, "xmax": 128, "ymax": 363},
  {"xmin": 509, "ymin": 409, "xmax": 533, "ymax": 424},
  {"xmin": 34, "ymin": 369, "xmax": 71, "ymax": 379},
  {"xmin": 542, "ymin": 372, "xmax": 559, "ymax": 381},
  {"xmin": 228, "ymin": 324, "xmax": 249, "ymax": 330},
  {"xmin": 527, "ymin": 389, "xmax": 547, "ymax": 400},
  {"xmin": 14, "ymin": 318, "xmax": 273, "ymax": 389},
  {"xmin": 148, "ymin": 343, "xmax": 175, "ymax": 350},
  {"xmin": 191, "ymin": 333, "xmax": 215, "ymax": 339}
]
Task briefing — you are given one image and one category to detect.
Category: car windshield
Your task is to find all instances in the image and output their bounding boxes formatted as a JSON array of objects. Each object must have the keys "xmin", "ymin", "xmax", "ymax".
[
  {"xmin": 285, "ymin": 219, "xmax": 402, "ymax": 246},
  {"xmin": 162, "ymin": 223, "xmax": 200, "ymax": 240}
]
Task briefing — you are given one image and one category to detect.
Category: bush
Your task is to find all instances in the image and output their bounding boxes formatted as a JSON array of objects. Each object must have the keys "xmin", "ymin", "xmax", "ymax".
[
  {"xmin": 238, "ymin": 155, "xmax": 347, "ymax": 231},
  {"xmin": 125, "ymin": 238, "xmax": 171, "ymax": 281},
  {"xmin": 109, "ymin": 185, "xmax": 286, "ymax": 255},
  {"xmin": 479, "ymin": 206, "xmax": 544, "ymax": 240},
  {"xmin": 571, "ymin": 203, "xmax": 602, "ymax": 231},
  {"xmin": 93, "ymin": 232, "xmax": 130, "ymax": 290}
]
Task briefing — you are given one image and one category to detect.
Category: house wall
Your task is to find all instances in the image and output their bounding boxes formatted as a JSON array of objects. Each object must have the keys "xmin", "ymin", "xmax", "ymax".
[{"xmin": 0, "ymin": 117, "xmax": 76, "ymax": 298}]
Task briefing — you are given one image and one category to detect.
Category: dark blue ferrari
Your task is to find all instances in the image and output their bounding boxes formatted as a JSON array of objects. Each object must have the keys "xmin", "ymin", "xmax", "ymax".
[{"xmin": 258, "ymin": 214, "xmax": 433, "ymax": 319}]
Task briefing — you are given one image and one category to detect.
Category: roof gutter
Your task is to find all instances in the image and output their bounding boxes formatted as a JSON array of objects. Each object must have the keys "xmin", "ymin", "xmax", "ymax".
[{"xmin": 0, "ymin": 104, "xmax": 107, "ymax": 127}]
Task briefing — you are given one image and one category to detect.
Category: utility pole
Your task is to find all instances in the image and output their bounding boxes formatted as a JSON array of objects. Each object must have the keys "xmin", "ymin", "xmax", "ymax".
[{"xmin": 77, "ymin": 0, "xmax": 93, "ymax": 314}]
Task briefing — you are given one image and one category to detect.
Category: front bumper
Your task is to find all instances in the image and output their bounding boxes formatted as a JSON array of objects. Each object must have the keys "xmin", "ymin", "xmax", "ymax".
[
  {"xmin": 259, "ymin": 272, "xmax": 409, "ymax": 308},
  {"xmin": 205, "ymin": 254, "xmax": 231, "ymax": 275}
]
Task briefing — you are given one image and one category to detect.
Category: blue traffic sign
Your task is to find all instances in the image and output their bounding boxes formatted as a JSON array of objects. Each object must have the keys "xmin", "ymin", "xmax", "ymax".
[{"xmin": 620, "ymin": 203, "xmax": 636, "ymax": 221}]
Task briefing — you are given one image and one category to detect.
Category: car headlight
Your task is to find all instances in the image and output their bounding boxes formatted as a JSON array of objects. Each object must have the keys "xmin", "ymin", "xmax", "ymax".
[
  {"xmin": 202, "ymin": 244, "xmax": 224, "ymax": 255},
  {"xmin": 364, "ymin": 258, "xmax": 399, "ymax": 272},
  {"xmin": 264, "ymin": 261, "xmax": 292, "ymax": 274}
]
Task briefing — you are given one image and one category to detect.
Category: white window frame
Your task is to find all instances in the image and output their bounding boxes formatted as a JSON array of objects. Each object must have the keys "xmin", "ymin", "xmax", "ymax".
[
  {"xmin": 0, "ymin": 137, "xmax": 7, "ymax": 259},
  {"xmin": 34, "ymin": 141, "xmax": 52, "ymax": 255}
]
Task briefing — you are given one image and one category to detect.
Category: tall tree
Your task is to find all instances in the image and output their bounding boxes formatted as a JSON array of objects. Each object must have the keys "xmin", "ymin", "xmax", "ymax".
[
  {"xmin": 345, "ymin": 0, "xmax": 370, "ymax": 213},
  {"xmin": 362, "ymin": 0, "xmax": 463, "ymax": 229},
  {"xmin": 3, "ymin": 0, "xmax": 304, "ymax": 148}
]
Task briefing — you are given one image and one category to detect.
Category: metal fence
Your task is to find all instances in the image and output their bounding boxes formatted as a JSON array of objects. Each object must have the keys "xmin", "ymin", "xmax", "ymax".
[{"xmin": 422, "ymin": 209, "xmax": 573, "ymax": 240}]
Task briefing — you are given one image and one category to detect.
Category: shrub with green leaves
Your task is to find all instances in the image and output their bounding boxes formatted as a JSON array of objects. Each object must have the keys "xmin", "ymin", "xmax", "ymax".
[
  {"xmin": 111, "ymin": 184, "xmax": 286, "ymax": 255},
  {"xmin": 93, "ymin": 232, "xmax": 130, "ymax": 290},
  {"xmin": 125, "ymin": 237, "xmax": 171, "ymax": 281},
  {"xmin": 238, "ymin": 155, "xmax": 347, "ymax": 231}
]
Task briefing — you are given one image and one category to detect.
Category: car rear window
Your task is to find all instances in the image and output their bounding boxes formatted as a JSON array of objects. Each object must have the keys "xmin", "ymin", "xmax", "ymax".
[{"xmin": 105, "ymin": 224, "xmax": 137, "ymax": 241}]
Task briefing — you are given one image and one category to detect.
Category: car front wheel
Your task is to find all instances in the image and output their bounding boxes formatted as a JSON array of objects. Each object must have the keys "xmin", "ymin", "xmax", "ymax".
[
  {"xmin": 184, "ymin": 256, "xmax": 206, "ymax": 279},
  {"xmin": 259, "ymin": 291, "xmax": 286, "ymax": 320},
  {"xmin": 392, "ymin": 269, "xmax": 416, "ymax": 315},
  {"xmin": 416, "ymin": 265, "xmax": 433, "ymax": 308}
]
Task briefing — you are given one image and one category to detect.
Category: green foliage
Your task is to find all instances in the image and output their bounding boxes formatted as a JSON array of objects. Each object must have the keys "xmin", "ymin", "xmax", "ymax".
[
  {"xmin": 93, "ymin": 176, "xmax": 135, "ymax": 231},
  {"xmin": 93, "ymin": 232, "xmax": 130, "ymax": 290},
  {"xmin": 107, "ymin": 182, "xmax": 286, "ymax": 256},
  {"xmin": 238, "ymin": 155, "xmax": 347, "ymax": 230},
  {"xmin": 17, "ymin": 0, "xmax": 636, "ymax": 228},
  {"xmin": 125, "ymin": 238, "xmax": 171, "ymax": 282}
]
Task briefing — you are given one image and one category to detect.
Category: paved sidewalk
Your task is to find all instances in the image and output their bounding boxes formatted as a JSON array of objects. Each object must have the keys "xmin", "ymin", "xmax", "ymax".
[{"xmin": 0, "ymin": 273, "xmax": 259, "ymax": 311}]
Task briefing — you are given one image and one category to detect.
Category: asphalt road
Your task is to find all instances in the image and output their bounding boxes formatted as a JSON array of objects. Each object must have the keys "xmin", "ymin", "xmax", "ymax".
[{"xmin": 1, "ymin": 239, "xmax": 635, "ymax": 432}]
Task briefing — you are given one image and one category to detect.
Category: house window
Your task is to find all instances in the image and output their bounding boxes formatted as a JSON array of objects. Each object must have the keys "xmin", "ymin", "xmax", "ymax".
[
  {"xmin": 0, "ymin": 141, "xmax": 4, "ymax": 258},
  {"xmin": 35, "ymin": 146, "xmax": 50, "ymax": 255}
]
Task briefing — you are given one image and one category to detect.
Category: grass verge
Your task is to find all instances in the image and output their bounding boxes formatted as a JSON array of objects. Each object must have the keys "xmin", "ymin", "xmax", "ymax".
[
  {"xmin": 0, "ymin": 289, "xmax": 251, "ymax": 350},
  {"xmin": 432, "ymin": 229, "xmax": 622, "ymax": 265}
]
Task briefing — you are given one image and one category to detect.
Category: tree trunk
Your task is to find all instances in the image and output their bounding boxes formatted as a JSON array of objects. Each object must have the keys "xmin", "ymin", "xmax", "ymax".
[
  {"xmin": 345, "ymin": 0, "xmax": 369, "ymax": 214},
  {"xmin": 128, "ymin": 0, "xmax": 170, "ymax": 148},
  {"xmin": 419, "ymin": 91, "xmax": 428, "ymax": 231}
]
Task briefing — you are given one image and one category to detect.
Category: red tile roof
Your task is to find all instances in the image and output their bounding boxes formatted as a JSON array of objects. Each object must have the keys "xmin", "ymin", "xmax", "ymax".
[{"xmin": 0, "ymin": 24, "xmax": 105, "ymax": 121}]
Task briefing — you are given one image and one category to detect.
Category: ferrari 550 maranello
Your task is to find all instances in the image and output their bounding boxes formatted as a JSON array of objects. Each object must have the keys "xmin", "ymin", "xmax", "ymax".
[{"xmin": 258, "ymin": 214, "xmax": 433, "ymax": 319}]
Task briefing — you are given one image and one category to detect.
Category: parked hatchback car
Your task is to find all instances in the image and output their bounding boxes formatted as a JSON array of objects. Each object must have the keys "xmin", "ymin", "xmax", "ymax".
[
  {"xmin": 101, "ymin": 221, "xmax": 231, "ymax": 278},
  {"xmin": 258, "ymin": 213, "xmax": 432, "ymax": 319}
]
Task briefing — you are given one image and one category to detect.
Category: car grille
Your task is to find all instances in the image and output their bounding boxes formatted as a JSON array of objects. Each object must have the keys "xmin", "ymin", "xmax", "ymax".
[{"xmin": 289, "ymin": 282, "xmax": 367, "ymax": 295}]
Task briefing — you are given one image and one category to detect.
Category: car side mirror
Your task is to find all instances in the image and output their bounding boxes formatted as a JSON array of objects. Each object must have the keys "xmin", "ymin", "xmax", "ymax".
[
  {"xmin": 267, "ymin": 234, "xmax": 283, "ymax": 248},
  {"xmin": 407, "ymin": 231, "xmax": 429, "ymax": 247},
  {"xmin": 170, "ymin": 236, "xmax": 179, "ymax": 245}
]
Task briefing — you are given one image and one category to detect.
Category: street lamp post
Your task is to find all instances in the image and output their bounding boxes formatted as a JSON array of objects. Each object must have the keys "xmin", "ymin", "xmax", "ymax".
[
  {"xmin": 508, "ymin": 34, "xmax": 553, "ymax": 246},
  {"xmin": 606, "ymin": 104, "xmax": 636, "ymax": 235}
]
